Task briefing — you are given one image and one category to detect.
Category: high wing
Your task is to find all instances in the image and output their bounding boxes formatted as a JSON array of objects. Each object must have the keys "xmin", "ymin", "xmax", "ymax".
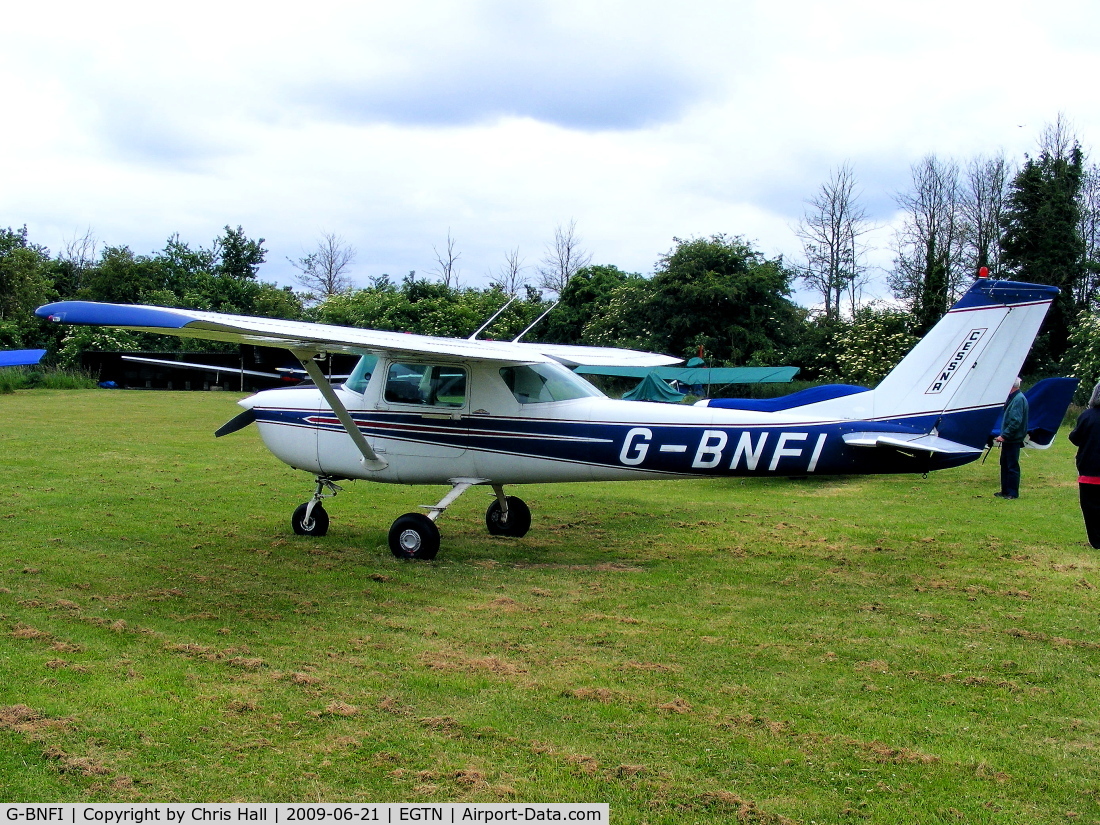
[{"xmin": 35, "ymin": 301, "xmax": 681, "ymax": 369}]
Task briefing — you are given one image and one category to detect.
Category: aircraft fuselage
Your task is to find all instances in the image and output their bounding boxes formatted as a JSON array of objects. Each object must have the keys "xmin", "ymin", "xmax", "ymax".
[{"xmin": 244, "ymin": 357, "xmax": 986, "ymax": 487}]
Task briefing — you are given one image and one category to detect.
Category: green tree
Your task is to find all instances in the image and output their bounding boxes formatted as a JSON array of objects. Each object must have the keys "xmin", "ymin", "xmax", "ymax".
[
  {"xmin": 1066, "ymin": 313, "xmax": 1100, "ymax": 400},
  {"xmin": 580, "ymin": 277, "xmax": 661, "ymax": 352},
  {"xmin": 541, "ymin": 264, "xmax": 641, "ymax": 345},
  {"xmin": 829, "ymin": 306, "xmax": 918, "ymax": 385},
  {"xmin": 648, "ymin": 235, "xmax": 800, "ymax": 363},
  {"xmin": 313, "ymin": 279, "xmax": 547, "ymax": 341},
  {"xmin": 217, "ymin": 225, "xmax": 266, "ymax": 282},
  {"xmin": 202, "ymin": 225, "xmax": 266, "ymax": 313},
  {"xmin": 1000, "ymin": 142, "xmax": 1086, "ymax": 364},
  {"xmin": 888, "ymin": 155, "xmax": 966, "ymax": 333},
  {"xmin": 912, "ymin": 235, "xmax": 950, "ymax": 336},
  {"xmin": 253, "ymin": 284, "xmax": 304, "ymax": 320},
  {"xmin": 81, "ymin": 245, "xmax": 164, "ymax": 304},
  {"xmin": 157, "ymin": 234, "xmax": 219, "ymax": 305},
  {"xmin": 0, "ymin": 226, "xmax": 54, "ymax": 347}
]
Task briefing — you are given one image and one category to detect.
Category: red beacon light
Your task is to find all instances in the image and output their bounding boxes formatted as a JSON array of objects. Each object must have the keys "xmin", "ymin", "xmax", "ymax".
[{"xmin": 978, "ymin": 266, "xmax": 989, "ymax": 279}]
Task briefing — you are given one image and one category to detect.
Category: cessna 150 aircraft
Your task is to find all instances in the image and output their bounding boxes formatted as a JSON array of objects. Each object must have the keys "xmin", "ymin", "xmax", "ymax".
[{"xmin": 37, "ymin": 276, "xmax": 1058, "ymax": 560}]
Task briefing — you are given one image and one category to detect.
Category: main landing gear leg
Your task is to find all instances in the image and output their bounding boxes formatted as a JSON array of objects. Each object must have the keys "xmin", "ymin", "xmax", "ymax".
[
  {"xmin": 386, "ymin": 479, "xmax": 533, "ymax": 560},
  {"xmin": 388, "ymin": 478, "xmax": 483, "ymax": 560},
  {"xmin": 292, "ymin": 476, "xmax": 342, "ymax": 537}
]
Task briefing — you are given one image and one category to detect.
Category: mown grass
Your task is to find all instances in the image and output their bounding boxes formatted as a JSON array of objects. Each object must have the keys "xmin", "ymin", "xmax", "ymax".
[{"xmin": 1, "ymin": 389, "xmax": 1098, "ymax": 822}]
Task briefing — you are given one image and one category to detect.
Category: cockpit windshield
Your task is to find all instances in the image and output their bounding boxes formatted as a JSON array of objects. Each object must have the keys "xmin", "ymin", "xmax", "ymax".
[{"xmin": 344, "ymin": 354, "xmax": 379, "ymax": 394}]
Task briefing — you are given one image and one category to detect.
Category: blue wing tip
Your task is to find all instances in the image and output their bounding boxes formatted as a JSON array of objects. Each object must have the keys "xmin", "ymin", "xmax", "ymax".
[{"xmin": 36, "ymin": 301, "xmax": 192, "ymax": 330}]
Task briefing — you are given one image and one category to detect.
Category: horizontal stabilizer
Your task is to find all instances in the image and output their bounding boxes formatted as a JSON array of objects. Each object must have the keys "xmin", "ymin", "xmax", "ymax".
[
  {"xmin": 991, "ymin": 376, "xmax": 1079, "ymax": 448},
  {"xmin": 842, "ymin": 431, "xmax": 982, "ymax": 456}
]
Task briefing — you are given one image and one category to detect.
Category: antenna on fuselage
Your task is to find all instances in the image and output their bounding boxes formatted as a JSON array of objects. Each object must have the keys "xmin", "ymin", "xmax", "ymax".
[
  {"xmin": 512, "ymin": 301, "xmax": 559, "ymax": 342},
  {"xmin": 468, "ymin": 296, "xmax": 517, "ymax": 340}
]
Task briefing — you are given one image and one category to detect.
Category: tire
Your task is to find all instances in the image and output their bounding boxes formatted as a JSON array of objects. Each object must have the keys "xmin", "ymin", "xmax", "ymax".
[
  {"xmin": 485, "ymin": 496, "xmax": 531, "ymax": 537},
  {"xmin": 388, "ymin": 513, "xmax": 440, "ymax": 560},
  {"xmin": 292, "ymin": 502, "xmax": 329, "ymax": 537}
]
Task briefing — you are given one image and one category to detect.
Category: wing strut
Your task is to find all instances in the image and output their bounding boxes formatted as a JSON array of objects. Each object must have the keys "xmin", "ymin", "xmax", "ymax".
[
  {"xmin": 468, "ymin": 296, "xmax": 517, "ymax": 340},
  {"xmin": 295, "ymin": 351, "xmax": 388, "ymax": 472},
  {"xmin": 512, "ymin": 302, "xmax": 559, "ymax": 342}
]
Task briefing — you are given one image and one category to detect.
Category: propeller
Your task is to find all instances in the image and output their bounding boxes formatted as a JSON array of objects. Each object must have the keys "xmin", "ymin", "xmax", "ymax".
[{"xmin": 214, "ymin": 408, "xmax": 257, "ymax": 438}]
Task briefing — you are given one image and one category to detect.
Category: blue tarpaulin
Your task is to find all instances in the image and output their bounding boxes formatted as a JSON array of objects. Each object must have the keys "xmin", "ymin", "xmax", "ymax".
[
  {"xmin": 704, "ymin": 384, "xmax": 869, "ymax": 412},
  {"xmin": 575, "ymin": 365, "xmax": 800, "ymax": 384}
]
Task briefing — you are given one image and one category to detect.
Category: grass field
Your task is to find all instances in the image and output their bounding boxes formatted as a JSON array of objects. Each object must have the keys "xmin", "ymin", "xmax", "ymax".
[{"xmin": 1, "ymin": 389, "xmax": 1098, "ymax": 822}]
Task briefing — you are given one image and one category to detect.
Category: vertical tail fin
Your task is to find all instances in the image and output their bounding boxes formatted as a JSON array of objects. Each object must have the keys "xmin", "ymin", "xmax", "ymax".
[
  {"xmin": 792, "ymin": 279, "xmax": 1058, "ymax": 448},
  {"xmin": 871, "ymin": 280, "xmax": 1057, "ymax": 427}
]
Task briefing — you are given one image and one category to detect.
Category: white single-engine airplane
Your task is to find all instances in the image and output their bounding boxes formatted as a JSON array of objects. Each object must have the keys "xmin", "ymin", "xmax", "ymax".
[{"xmin": 36, "ymin": 277, "xmax": 1058, "ymax": 560}]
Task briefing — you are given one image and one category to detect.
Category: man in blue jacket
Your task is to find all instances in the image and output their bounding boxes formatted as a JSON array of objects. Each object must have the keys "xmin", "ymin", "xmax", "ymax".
[{"xmin": 995, "ymin": 377, "xmax": 1029, "ymax": 499}]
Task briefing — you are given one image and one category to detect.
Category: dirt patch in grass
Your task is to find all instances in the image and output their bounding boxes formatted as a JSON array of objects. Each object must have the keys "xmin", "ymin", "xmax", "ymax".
[
  {"xmin": 418, "ymin": 650, "xmax": 527, "ymax": 676},
  {"xmin": 0, "ymin": 705, "xmax": 130, "ymax": 787},
  {"xmin": 571, "ymin": 687, "xmax": 615, "ymax": 703},
  {"xmin": 11, "ymin": 624, "xmax": 53, "ymax": 641},
  {"xmin": 0, "ymin": 704, "xmax": 71, "ymax": 737},
  {"xmin": 620, "ymin": 660, "xmax": 681, "ymax": 672},
  {"xmin": 688, "ymin": 791, "xmax": 797, "ymax": 824}
]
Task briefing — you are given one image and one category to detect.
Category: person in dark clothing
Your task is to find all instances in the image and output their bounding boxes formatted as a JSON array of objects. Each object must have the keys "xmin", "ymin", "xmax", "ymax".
[
  {"xmin": 1069, "ymin": 380, "xmax": 1100, "ymax": 548},
  {"xmin": 995, "ymin": 377, "xmax": 1029, "ymax": 499}
]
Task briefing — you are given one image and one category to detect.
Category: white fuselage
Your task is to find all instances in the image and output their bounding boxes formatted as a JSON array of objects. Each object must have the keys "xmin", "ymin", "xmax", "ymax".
[{"xmin": 239, "ymin": 356, "xmax": 961, "ymax": 486}]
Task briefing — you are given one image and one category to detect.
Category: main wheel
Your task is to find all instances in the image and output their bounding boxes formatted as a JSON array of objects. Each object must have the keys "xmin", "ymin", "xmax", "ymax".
[
  {"xmin": 388, "ymin": 513, "xmax": 440, "ymax": 560},
  {"xmin": 292, "ymin": 502, "xmax": 329, "ymax": 536},
  {"xmin": 485, "ymin": 496, "xmax": 531, "ymax": 537}
]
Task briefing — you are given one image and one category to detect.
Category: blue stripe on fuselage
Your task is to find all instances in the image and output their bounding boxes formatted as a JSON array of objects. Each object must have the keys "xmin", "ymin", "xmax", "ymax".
[{"xmin": 252, "ymin": 407, "xmax": 984, "ymax": 477}]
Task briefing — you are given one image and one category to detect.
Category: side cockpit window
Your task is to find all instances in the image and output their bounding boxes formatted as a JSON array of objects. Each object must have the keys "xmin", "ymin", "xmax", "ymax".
[{"xmin": 385, "ymin": 363, "xmax": 467, "ymax": 408}]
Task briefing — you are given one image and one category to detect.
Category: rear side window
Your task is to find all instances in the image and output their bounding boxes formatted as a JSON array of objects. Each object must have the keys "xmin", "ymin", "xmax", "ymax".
[{"xmin": 384, "ymin": 363, "xmax": 467, "ymax": 408}]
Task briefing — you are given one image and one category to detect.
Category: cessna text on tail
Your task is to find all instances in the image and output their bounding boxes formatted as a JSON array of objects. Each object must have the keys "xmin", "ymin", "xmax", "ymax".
[{"xmin": 37, "ymin": 277, "xmax": 1057, "ymax": 560}]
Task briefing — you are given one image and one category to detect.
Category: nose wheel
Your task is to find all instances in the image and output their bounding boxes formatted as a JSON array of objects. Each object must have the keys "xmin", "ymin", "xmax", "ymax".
[
  {"xmin": 292, "ymin": 501, "xmax": 329, "ymax": 536},
  {"xmin": 292, "ymin": 477, "xmax": 341, "ymax": 536}
]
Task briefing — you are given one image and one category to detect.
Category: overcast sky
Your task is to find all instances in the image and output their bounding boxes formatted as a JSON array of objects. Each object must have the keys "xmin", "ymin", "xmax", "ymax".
[{"xmin": 3, "ymin": 0, "xmax": 1098, "ymax": 305}]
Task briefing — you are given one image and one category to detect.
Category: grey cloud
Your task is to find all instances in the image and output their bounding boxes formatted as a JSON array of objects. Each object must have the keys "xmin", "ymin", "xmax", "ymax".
[
  {"xmin": 287, "ymin": 9, "xmax": 708, "ymax": 131},
  {"xmin": 300, "ymin": 63, "xmax": 700, "ymax": 131}
]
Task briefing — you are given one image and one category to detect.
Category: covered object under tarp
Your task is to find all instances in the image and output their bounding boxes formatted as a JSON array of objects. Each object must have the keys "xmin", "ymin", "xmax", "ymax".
[{"xmin": 622, "ymin": 372, "xmax": 686, "ymax": 402}]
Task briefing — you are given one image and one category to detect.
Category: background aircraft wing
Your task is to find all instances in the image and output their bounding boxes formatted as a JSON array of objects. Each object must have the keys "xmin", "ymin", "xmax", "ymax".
[
  {"xmin": 0, "ymin": 348, "xmax": 47, "ymax": 367},
  {"xmin": 36, "ymin": 301, "xmax": 680, "ymax": 368},
  {"xmin": 121, "ymin": 355, "xmax": 285, "ymax": 379}
]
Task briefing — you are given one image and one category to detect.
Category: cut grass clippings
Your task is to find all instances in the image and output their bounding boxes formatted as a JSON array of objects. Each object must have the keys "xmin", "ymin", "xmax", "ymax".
[{"xmin": 1, "ymin": 389, "xmax": 1098, "ymax": 822}]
